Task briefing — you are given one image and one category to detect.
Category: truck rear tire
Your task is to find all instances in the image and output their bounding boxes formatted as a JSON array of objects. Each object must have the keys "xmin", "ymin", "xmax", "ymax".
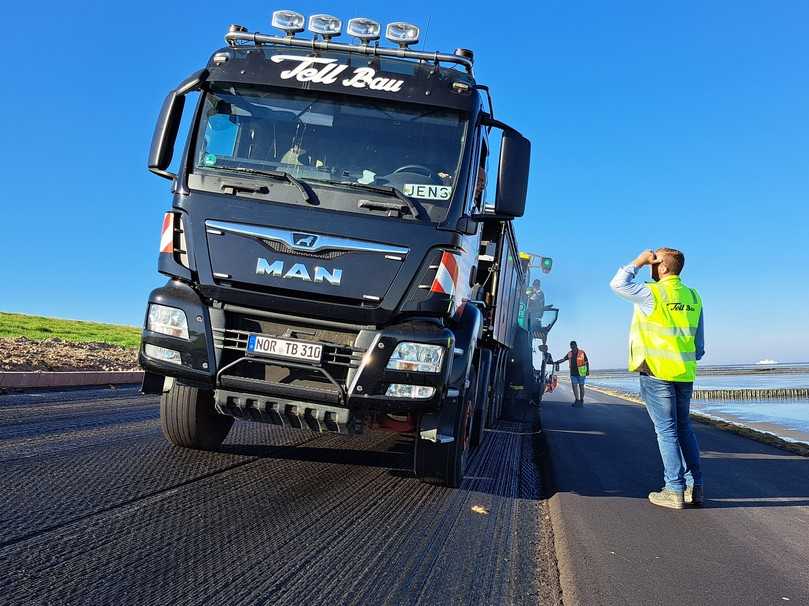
[
  {"xmin": 535, "ymin": 359, "xmax": 547, "ymax": 404},
  {"xmin": 160, "ymin": 383, "xmax": 234, "ymax": 450},
  {"xmin": 415, "ymin": 368, "xmax": 477, "ymax": 488},
  {"xmin": 488, "ymin": 351, "xmax": 506, "ymax": 426},
  {"xmin": 535, "ymin": 378, "xmax": 545, "ymax": 404},
  {"xmin": 470, "ymin": 350, "xmax": 492, "ymax": 448}
]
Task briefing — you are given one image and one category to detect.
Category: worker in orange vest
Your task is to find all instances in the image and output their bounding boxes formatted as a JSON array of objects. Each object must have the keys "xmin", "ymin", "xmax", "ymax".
[{"xmin": 554, "ymin": 341, "xmax": 589, "ymax": 406}]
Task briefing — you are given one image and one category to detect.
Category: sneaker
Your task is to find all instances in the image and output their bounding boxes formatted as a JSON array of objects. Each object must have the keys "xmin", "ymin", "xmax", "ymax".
[
  {"xmin": 648, "ymin": 488, "xmax": 684, "ymax": 510},
  {"xmin": 684, "ymin": 485, "xmax": 704, "ymax": 507}
]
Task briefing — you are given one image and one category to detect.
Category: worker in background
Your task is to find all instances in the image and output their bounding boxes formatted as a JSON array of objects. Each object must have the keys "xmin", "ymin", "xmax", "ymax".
[
  {"xmin": 526, "ymin": 279, "xmax": 546, "ymax": 324},
  {"xmin": 610, "ymin": 248, "xmax": 705, "ymax": 510},
  {"xmin": 554, "ymin": 341, "xmax": 589, "ymax": 406}
]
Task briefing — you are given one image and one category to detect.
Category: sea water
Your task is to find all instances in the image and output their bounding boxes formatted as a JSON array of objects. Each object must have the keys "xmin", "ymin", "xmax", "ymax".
[
  {"xmin": 591, "ymin": 373, "xmax": 809, "ymax": 393},
  {"xmin": 588, "ymin": 366, "xmax": 809, "ymax": 443},
  {"xmin": 694, "ymin": 398, "xmax": 809, "ymax": 437}
]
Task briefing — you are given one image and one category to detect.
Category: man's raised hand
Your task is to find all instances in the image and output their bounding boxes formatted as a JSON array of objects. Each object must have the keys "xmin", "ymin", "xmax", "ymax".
[{"xmin": 632, "ymin": 250, "xmax": 660, "ymax": 268}]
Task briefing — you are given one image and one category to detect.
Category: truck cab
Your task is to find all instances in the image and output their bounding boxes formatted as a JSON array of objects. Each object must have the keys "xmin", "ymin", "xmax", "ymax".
[{"xmin": 139, "ymin": 11, "xmax": 531, "ymax": 487}]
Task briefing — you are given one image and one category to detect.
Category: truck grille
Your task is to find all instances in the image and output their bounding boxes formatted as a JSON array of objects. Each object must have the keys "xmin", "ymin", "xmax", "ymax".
[
  {"xmin": 261, "ymin": 239, "xmax": 347, "ymax": 260},
  {"xmin": 213, "ymin": 328, "xmax": 363, "ymax": 369},
  {"xmin": 212, "ymin": 317, "xmax": 366, "ymax": 404}
]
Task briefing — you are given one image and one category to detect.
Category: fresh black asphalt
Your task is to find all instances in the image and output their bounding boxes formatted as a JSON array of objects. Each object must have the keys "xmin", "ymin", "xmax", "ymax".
[
  {"xmin": 0, "ymin": 387, "xmax": 558, "ymax": 606},
  {"xmin": 542, "ymin": 383, "xmax": 809, "ymax": 605},
  {"xmin": 5, "ymin": 382, "xmax": 807, "ymax": 605}
]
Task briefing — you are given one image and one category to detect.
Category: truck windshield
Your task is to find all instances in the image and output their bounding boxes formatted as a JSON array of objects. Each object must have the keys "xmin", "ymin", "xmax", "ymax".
[{"xmin": 193, "ymin": 85, "xmax": 467, "ymax": 220}]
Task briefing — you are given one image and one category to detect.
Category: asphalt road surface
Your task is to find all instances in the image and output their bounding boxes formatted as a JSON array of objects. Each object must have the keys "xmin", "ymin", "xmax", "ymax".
[
  {"xmin": 542, "ymin": 383, "xmax": 809, "ymax": 605},
  {"xmin": 0, "ymin": 387, "xmax": 560, "ymax": 606}
]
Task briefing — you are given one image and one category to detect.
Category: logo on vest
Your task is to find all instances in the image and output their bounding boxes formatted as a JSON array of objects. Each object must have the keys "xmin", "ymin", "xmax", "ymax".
[
  {"xmin": 271, "ymin": 55, "xmax": 405, "ymax": 93},
  {"xmin": 667, "ymin": 303, "xmax": 696, "ymax": 312}
]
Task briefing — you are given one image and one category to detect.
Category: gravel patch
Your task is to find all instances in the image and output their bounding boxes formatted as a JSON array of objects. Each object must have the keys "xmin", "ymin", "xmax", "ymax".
[{"xmin": 0, "ymin": 337, "xmax": 139, "ymax": 372}]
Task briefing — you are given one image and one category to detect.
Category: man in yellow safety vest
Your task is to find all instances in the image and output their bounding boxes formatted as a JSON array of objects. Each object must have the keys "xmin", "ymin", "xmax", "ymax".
[{"xmin": 610, "ymin": 248, "xmax": 705, "ymax": 509}]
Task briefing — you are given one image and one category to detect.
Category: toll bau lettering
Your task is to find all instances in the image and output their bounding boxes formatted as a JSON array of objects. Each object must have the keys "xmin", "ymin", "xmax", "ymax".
[
  {"xmin": 667, "ymin": 303, "xmax": 696, "ymax": 312},
  {"xmin": 271, "ymin": 55, "xmax": 405, "ymax": 92}
]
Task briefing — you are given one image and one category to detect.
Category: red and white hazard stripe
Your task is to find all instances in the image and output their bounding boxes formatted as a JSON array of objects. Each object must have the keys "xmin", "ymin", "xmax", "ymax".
[
  {"xmin": 159, "ymin": 212, "xmax": 174, "ymax": 254},
  {"xmin": 431, "ymin": 251, "xmax": 459, "ymax": 295}
]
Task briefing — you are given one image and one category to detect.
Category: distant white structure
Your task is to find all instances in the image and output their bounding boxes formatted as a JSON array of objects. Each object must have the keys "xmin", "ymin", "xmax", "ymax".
[{"xmin": 756, "ymin": 359, "xmax": 777, "ymax": 365}]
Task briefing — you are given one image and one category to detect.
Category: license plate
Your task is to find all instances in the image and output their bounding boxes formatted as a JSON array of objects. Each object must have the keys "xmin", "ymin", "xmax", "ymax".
[{"xmin": 246, "ymin": 334, "xmax": 323, "ymax": 363}]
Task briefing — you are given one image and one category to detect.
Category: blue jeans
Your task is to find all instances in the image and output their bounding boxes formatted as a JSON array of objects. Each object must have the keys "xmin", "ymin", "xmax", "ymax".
[
  {"xmin": 639, "ymin": 374, "xmax": 703, "ymax": 492},
  {"xmin": 570, "ymin": 375, "xmax": 586, "ymax": 385}
]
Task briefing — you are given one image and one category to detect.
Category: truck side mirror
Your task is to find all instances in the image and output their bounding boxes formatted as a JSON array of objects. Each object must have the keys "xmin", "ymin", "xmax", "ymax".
[
  {"xmin": 147, "ymin": 69, "xmax": 208, "ymax": 180},
  {"xmin": 494, "ymin": 129, "xmax": 530, "ymax": 218},
  {"xmin": 477, "ymin": 114, "xmax": 531, "ymax": 219},
  {"xmin": 148, "ymin": 91, "xmax": 186, "ymax": 179}
]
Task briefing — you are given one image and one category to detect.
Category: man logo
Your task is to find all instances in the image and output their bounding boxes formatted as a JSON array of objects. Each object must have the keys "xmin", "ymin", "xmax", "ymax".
[
  {"xmin": 256, "ymin": 258, "xmax": 342, "ymax": 286},
  {"xmin": 293, "ymin": 233, "xmax": 318, "ymax": 249}
]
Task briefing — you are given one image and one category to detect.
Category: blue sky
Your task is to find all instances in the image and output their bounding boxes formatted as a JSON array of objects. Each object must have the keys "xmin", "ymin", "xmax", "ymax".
[{"xmin": 2, "ymin": 1, "xmax": 808, "ymax": 368}]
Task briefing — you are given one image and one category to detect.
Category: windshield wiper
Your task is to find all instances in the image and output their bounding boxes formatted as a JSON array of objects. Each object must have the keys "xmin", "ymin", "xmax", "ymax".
[
  {"xmin": 213, "ymin": 166, "xmax": 317, "ymax": 205},
  {"xmin": 328, "ymin": 181, "xmax": 423, "ymax": 219}
]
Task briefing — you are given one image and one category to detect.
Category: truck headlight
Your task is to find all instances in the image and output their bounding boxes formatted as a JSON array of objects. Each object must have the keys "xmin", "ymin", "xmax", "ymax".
[
  {"xmin": 386, "ymin": 384, "xmax": 435, "ymax": 399},
  {"xmin": 144, "ymin": 344, "xmax": 182, "ymax": 365},
  {"xmin": 147, "ymin": 304, "xmax": 189, "ymax": 339},
  {"xmin": 386, "ymin": 343, "xmax": 444, "ymax": 373}
]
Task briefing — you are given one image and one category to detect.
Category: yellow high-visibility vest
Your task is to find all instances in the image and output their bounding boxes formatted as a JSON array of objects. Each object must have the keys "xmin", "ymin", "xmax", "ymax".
[
  {"xmin": 575, "ymin": 350, "xmax": 588, "ymax": 377},
  {"xmin": 628, "ymin": 276, "xmax": 702, "ymax": 382}
]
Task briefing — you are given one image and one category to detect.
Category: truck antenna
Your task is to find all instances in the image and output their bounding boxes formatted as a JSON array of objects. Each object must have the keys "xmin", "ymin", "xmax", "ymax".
[{"xmin": 422, "ymin": 16, "xmax": 432, "ymax": 50}]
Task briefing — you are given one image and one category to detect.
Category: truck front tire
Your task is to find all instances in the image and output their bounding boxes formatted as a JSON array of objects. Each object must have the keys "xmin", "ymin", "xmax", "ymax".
[
  {"xmin": 415, "ymin": 368, "xmax": 477, "ymax": 488},
  {"xmin": 160, "ymin": 383, "xmax": 234, "ymax": 450}
]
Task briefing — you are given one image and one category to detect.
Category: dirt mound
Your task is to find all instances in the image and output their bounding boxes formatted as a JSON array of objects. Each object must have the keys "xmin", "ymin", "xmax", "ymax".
[{"xmin": 0, "ymin": 337, "xmax": 139, "ymax": 372}]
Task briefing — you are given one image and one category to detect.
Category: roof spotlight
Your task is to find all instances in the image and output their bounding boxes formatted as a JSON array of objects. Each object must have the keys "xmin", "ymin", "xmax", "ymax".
[
  {"xmin": 271, "ymin": 10, "xmax": 305, "ymax": 37},
  {"xmin": 347, "ymin": 17, "xmax": 380, "ymax": 44},
  {"xmin": 308, "ymin": 14, "xmax": 341, "ymax": 40},
  {"xmin": 385, "ymin": 22, "xmax": 420, "ymax": 47}
]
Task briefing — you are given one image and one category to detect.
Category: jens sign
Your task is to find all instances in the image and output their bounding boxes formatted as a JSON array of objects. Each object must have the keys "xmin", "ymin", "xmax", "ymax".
[{"xmin": 271, "ymin": 55, "xmax": 405, "ymax": 93}]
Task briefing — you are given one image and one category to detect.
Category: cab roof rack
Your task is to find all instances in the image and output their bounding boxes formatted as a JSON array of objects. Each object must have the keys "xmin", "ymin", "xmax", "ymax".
[{"xmin": 224, "ymin": 24, "xmax": 475, "ymax": 75}]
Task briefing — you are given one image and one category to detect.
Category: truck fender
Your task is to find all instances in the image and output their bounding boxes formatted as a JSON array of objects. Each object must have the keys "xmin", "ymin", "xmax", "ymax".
[
  {"xmin": 448, "ymin": 303, "xmax": 483, "ymax": 389},
  {"xmin": 418, "ymin": 304, "xmax": 483, "ymax": 445},
  {"xmin": 139, "ymin": 279, "xmax": 218, "ymax": 384}
]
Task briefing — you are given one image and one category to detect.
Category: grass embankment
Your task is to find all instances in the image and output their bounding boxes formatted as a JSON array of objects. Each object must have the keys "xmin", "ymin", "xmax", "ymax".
[{"xmin": 0, "ymin": 312, "xmax": 140, "ymax": 349}]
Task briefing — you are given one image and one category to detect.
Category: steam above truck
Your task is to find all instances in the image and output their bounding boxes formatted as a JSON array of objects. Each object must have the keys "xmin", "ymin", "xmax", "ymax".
[{"xmin": 139, "ymin": 10, "xmax": 532, "ymax": 487}]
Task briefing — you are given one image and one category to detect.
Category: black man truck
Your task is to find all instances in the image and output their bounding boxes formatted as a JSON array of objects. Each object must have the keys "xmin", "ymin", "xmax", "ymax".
[{"xmin": 139, "ymin": 10, "xmax": 531, "ymax": 487}]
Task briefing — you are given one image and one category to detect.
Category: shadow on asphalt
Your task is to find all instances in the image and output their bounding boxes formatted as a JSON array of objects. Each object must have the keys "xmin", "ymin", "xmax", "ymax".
[
  {"xmin": 219, "ymin": 437, "xmax": 413, "ymax": 470},
  {"xmin": 216, "ymin": 403, "xmax": 544, "ymax": 500},
  {"xmin": 540, "ymin": 397, "xmax": 809, "ymax": 509},
  {"xmin": 689, "ymin": 449, "xmax": 809, "ymax": 509}
]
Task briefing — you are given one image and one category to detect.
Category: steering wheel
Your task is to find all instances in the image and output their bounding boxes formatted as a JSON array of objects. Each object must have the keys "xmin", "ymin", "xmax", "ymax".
[{"xmin": 392, "ymin": 164, "xmax": 434, "ymax": 177}]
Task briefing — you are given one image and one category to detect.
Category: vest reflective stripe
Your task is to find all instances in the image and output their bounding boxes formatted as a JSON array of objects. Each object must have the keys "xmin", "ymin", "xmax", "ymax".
[
  {"xmin": 642, "ymin": 348, "xmax": 697, "ymax": 362},
  {"xmin": 628, "ymin": 277, "xmax": 702, "ymax": 382},
  {"xmin": 641, "ymin": 325, "xmax": 699, "ymax": 338}
]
